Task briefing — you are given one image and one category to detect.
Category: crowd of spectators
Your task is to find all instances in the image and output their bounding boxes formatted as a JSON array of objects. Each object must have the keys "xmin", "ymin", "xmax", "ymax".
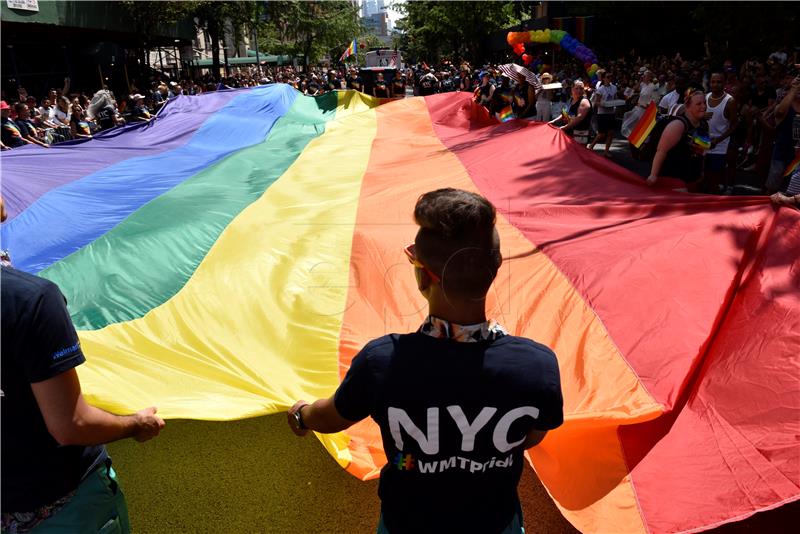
[
  {"xmin": 402, "ymin": 46, "xmax": 798, "ymax": 201},
  {"xmin": 2, "ymin": 49, "xmax": 798, "ymax": 206}
]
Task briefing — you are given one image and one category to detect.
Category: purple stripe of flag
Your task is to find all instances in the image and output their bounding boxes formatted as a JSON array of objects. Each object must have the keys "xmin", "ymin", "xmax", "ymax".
[{"xmin": 0, "ymin": 90, "xmax": 242, "ymax": 222}]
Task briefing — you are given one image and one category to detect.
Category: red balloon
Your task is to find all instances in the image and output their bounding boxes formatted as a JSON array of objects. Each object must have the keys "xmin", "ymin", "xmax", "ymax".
[
  {"xmin": 513, "ymin": 43, "xmax": 525, "ymax": 56},
  {"xmin": 522, "ymin": 54, "xmax": 533, "ymax": 65}
]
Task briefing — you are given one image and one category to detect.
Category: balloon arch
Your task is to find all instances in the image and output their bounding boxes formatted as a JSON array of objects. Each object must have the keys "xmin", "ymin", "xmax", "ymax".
[{"xmin": 508, "ymin": 29, "xmax": 600, "ymax": 81}]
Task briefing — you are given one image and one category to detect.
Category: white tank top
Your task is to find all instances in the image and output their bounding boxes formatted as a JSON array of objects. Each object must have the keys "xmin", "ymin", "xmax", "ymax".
[{"xmin": 705, "ymin": 92, "xmax": 732, "ymax": 155}]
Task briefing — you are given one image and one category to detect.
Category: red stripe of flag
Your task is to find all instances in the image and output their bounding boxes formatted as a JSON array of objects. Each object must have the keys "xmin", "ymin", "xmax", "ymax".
[{"xmin": 628, "ymin": 102, "xmax": 657, "ymax": 148}]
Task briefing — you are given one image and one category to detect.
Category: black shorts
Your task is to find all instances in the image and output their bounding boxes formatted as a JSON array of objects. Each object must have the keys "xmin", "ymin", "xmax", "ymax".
[{"xmin": 597, "ymin": 113, "xmax": 616, "ymax": 134}]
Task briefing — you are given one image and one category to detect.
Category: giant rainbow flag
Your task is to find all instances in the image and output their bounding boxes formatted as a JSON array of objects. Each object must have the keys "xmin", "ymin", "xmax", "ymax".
[{"xmin": 2, "ymin": 85, "xmax": 798, "ymax": 533}]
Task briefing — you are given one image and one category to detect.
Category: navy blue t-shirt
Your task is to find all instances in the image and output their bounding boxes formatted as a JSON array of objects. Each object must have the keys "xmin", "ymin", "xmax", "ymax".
[
  {"xmin": 335, "ymin": 332, "xmax": 563, "ymax": 534},
  {"xmin": 1, "ymin": 267, "xmax": 106, "ymax": 512}
]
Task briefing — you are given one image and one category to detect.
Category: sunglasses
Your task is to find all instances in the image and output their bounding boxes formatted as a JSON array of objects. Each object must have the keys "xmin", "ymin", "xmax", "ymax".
[{"xmin": 404, "ymin": 243, "xmax": 441, "ymax": 283}]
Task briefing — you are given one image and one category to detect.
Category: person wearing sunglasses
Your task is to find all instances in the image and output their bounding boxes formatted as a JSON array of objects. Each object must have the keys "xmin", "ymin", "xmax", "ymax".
[{"xmin": 288, "ymin": 188, "xmax": 563, "ymax": 534}]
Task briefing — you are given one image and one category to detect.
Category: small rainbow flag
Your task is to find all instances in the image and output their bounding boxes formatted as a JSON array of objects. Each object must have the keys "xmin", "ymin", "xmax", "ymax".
[
  {"xmin": 339, "ymin": 38, "xmax": 357, "ymax": 62},
  {"xmin": 783, "ymin": 152, "xmax": 800, "ymax": 177},
  {"xmin": 497, "ymin": 105, "xmax": 515, "ymax": 123},
  {"xmin": 627, "ymin": 102, "xmax": 657, "ymax": 148},
  {"xmin": 692, "ymin": 132, "xmax": 711, "ymax": 151}
]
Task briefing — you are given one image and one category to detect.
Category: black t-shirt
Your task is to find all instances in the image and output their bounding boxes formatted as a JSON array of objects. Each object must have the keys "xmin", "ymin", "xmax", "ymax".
[
  {"xmin": 16, "ymin": 118, "xmax": 37, "ymax": 139},
  {"xmin": 418, "ymin": 75, "xmax": 438, "ymax": 96},
  {"xmin": 661, "ymin": 116, "xmax": 709, "ymax": 183},
  {"xmin": 374, "ymin": 80, "xmax": 390, "ymax": 98},
  {"xmin": 1, "ymin": 267, "xmax": 106, "ymax": 512},
  {"xmin": 95, "ymin": 105, "xmax": 117, "ymax": 130},
  {"xmin": 347, "ymin": 76, "xmax": 364, "ymax": 91},
  {"xmin": 335, "ymin": 333, "xmax": 563, "ymax": 534},
  {"xmin": 392, "ymin": 80, "xmax": 406, "ymax": 97},
  {"xmin": 1, "ymin": 117, "xmax": 26, "ymax": 147},
  {"xmin": 568, "ymin": 96, "xmax": 593, "ymax": 132}
]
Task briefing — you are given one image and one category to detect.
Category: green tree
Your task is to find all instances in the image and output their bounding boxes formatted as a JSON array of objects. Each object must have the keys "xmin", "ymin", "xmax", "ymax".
[
  {"xmin": 121, "ymin": 1, "xmax": 190, "ymax": 73},
  {"xmin": 395, "ymin": 1, "xmax": 515, "ymax": 64},
  {"xmin": 191, "ymin": 1, "xmax": 257, "ymax": 81},
  {"xmin": 259, "ymin": 1, "xmax": 361, "ymax": 69}
]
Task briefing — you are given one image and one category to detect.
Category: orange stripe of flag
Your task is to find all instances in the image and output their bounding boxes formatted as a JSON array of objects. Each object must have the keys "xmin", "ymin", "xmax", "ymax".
[{"xmin": 628, "ymin": 102, "xmax": 657, "ymax": 148}]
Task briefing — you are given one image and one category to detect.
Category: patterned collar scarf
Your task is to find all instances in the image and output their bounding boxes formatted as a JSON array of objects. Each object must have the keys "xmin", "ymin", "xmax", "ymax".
[{"xmin": 418, "ymin": 315, "xmax": 508, "ymax": 343}]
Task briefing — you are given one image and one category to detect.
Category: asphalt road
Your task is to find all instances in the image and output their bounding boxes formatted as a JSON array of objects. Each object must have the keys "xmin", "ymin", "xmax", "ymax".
[{"xmin": 109, "ymin": 415, "xmax": 797, "ymax": 533}]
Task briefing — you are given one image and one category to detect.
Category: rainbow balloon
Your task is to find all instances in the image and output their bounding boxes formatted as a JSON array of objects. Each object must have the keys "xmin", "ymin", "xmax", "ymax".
[
  {"xmin": 3, "ymin": 87, "xmax": 798, "ymax": 534},
  {"xmin": 508, "ymin": 29, "xmax": 601, "ymax": 80}
]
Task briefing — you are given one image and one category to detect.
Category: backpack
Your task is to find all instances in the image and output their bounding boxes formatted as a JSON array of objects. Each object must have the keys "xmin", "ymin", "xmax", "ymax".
[{"xmin": 635, "ymin": 115, "xmax": 689, "ymax": 161}]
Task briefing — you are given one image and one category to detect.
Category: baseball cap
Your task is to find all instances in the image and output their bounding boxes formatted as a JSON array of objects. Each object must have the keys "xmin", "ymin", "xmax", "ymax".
[{"xmin": 0, "ymin": 101, "xmax": 9, "ymax": 110}]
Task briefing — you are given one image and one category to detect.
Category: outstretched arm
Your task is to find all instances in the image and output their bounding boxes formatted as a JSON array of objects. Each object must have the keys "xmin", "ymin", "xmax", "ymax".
[
  {"xmin": 288, "ymin": 397, "xmax": 355, "ymax": 436},
  {"xmin": 33, "ymin": 369, "xmax": 164, "ymax": 446}
]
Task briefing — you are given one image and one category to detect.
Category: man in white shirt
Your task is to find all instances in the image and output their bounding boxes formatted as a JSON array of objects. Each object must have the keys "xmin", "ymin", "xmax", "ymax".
[
  {"xmin": 622, "ymin": 70, "xmax": 658, "ymax": 137},
  {"xmin": 659, "ymin": 75, "xmax": 689, "ymax": 116},
  {"xmin": 589, "ymin": 71, "xmax": 618, "ymax": 157},
  {"xmin": 704, "ymin": 72, "xmax": 738, "ymax": 194}
]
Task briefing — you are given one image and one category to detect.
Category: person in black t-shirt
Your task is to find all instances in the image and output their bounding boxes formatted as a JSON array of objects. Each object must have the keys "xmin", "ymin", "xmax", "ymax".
[
  {"xmin": 327, "ymin": 70, "xmax": 341, "ymax": 92},
  {"xmin": 347, "ymin": 68, "xmax": 364, "ymax": 92},
  {"xmin": 2, "ymin": 100, "xmax": 28, "ymax": 148},
  {"xmin": 648, "ymin": 91, "xmax": 710, "ymax": 190},
  {"xmin": 373, "ymin": 72, "xmax": 390, "ymax": 98},
  {"xmin": 1, "ymin": 259, "xmax": 165, "ymax": 533},
  {"xmin": 288, "ymin": 189, "xmax": 563, "ymax": 534},
  {"xmin": 391, "ymin": 75, "xmax": 407, "ymax": 98},
  {"xmin": 418, "ymin": 69, "xmax": 439, "ymax": 96}
]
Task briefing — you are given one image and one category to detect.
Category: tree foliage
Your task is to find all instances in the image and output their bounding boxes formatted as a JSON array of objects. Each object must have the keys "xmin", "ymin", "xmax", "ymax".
[
  {"xmin": 191, "ymin": 1, "xmax": 257, "ymax": 81},
  {"xmin": 120, "ymin": 1, "xmax": 191, "ymax": 70},
  {"xmin": 395, "ymin": 1, "xmax": 529, "ymax": 64},
  {"xmin": 258, "ymin": 1, "xmax": 362, "ymax": 68}
]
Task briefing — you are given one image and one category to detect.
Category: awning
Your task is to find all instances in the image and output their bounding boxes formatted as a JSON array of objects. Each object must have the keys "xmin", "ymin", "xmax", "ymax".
[{"xmin": 191, "ymin": 55, "xmax": 294, "ymax": 67}]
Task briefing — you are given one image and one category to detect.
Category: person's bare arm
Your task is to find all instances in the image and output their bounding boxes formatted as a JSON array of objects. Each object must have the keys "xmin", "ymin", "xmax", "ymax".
[
  {"xmin": 563, "ymin": 99, "xmax": 591, "ymax": 131},
  {"xmin": 23, "ymin": 133, "xmax": 49, "ymax": 148},
  {"xmin": 287, "ymin": 397, "xmax": 355, "ymax": 436},
  {"xmin": 712, "ymin": 97, "xmax": 739, "ymax": 148},
  {"xmin": 648, "ymin": 120, "xmax": 685, "ymax": 185},
  {"xmin": 32, "ymin": 368, "xmax": 164, "ymax": 446}
]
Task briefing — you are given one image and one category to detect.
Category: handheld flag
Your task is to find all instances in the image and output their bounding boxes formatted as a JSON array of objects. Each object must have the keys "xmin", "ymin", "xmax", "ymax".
[
  {"xmin": 339, "ymin": 38, "xmax": 357, "ymax": 62},
  {"xmin": 497, "ymin": 105, "xmax": 515, "ymax": 123},
  {"xmin": 692, "ymin": 132, "xmax": 711, "ymax": 152},
  {"xmin": 627, "ymin": 102, "xmax": 657, "ymax": 148},
  {"xmin": 783, "ymin": 152, "xmax": 800, "ymax": 177}
]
